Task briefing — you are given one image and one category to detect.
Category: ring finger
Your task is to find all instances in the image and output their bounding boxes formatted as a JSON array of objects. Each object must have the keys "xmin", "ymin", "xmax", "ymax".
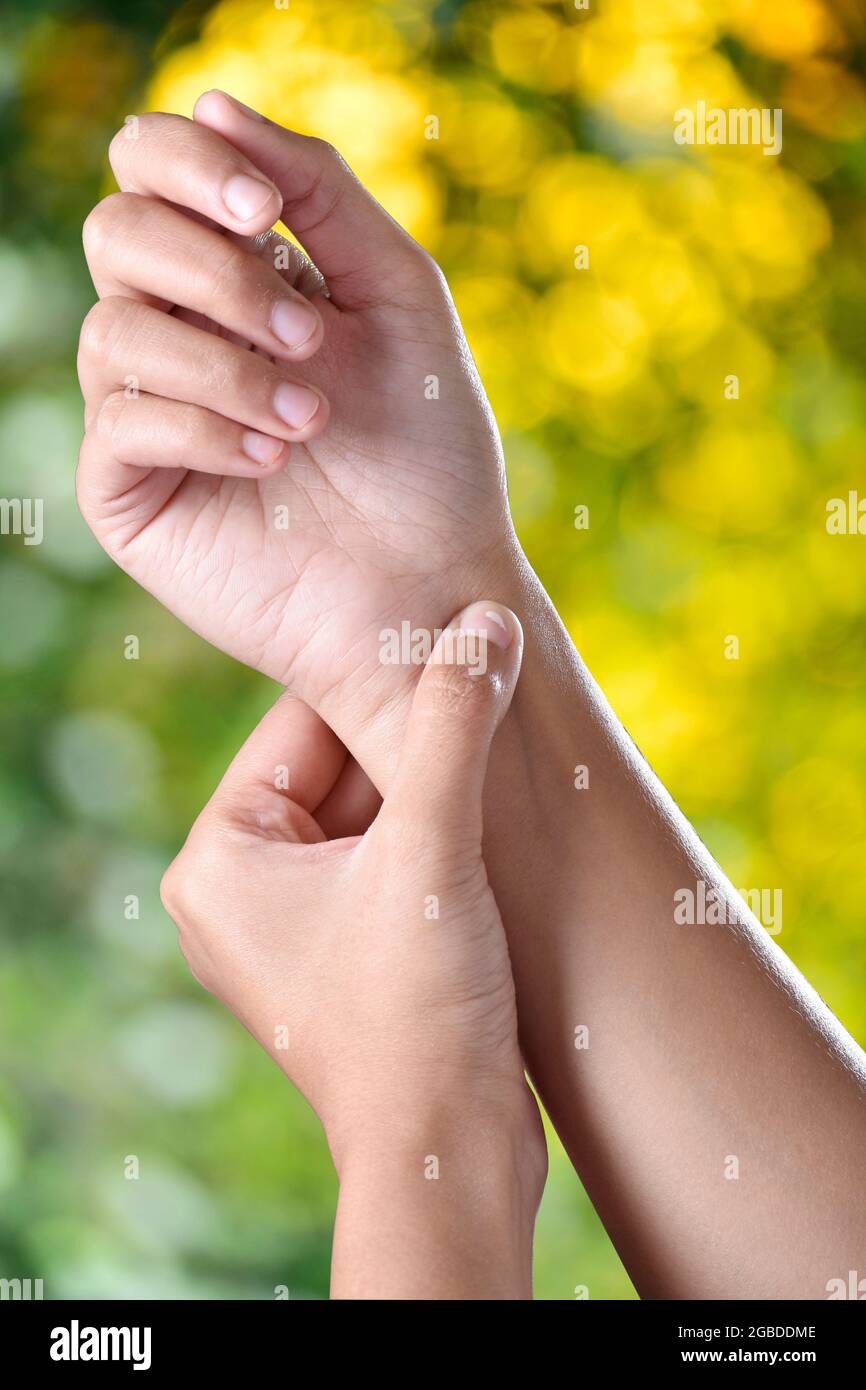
[
  {"xmin": 93, "ymin": 391, "xmax": 293, "ymax": 477},
  {"xmin": 78, "ymin": 296, "xmax": 329, "ymax": 442}
]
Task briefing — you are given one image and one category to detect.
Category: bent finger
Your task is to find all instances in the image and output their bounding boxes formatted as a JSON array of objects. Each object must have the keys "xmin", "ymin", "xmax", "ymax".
[
  {"xmin": 109, "ymin": 111, "xmax": 283, "ymax": 238},
  {"xmin": 78, "ymin": 296, "xmax": 329, "ymax": 443},
  {"xmin": 93, "ymin": 391, "xmax": 290, "ymax": 477},
  {"xmin": 83, "ymin": 192, "xmax": 324, "ymax": 361}
]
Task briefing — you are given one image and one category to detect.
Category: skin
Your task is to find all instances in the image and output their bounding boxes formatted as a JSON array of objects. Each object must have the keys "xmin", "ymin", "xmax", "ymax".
[
  {"xmin": 79, "ymin": 93, "xmax": 866, "ymax": 1300},
  {"xmin": 161, "ymin": 607, "xmax": 546, "ymax": 1299},
  {"xmin": 77, "ymin": 90, "xmax": 512, "ymax": 813}
]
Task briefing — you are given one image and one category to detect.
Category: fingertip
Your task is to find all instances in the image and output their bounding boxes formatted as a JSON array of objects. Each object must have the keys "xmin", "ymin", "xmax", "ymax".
[
  {"xmin": 298, "ymin": 389, "xmax": 330, "ymax": 440},
  {"xmin": 270, "ymin": 297, "xmax": 324, "ymax": 360},
  {"xmin": 192, "ymin": 89, "xmax": 231, "ymax": 125},
  {"xmin": 407, "ymin": 601, "xmax": 523, "ymax": 742},
  {"xmin": 458, "ymin": 602, "xmax": 521, "ymax": 654},
  {"xmin": 453, "ymin": 601, "xmax": 523, "ymax": 695},
  {"xmin": 222, "ymin": 171, "xmax": 282, "ymax": 229},
  {"xmin": 241, "ymin": 430, "xmax": 288, "ymax": 471},
  {"xmin": 382, "ymin": 601, "xmax": 521, "ymax": 840},
  {"xmin": 272, "ymin": 382, "xmax": 330, "ymax": 441},
  {"xmin": 192, "ymin": 90, "xmax": 217, "ymax": 120},
  {"xmin": 194, "ymin": 90, "xmax": 268, "ymax": 127},
  {"xmin": 191, "ymin": 91, "xmax": 282, "ymax": 230}
]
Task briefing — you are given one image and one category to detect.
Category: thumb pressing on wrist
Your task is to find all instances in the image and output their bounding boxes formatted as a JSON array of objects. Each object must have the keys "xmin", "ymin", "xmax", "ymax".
[{"xmin": 378, "ymin": 602, "xmax": 523, "ymax": 853}]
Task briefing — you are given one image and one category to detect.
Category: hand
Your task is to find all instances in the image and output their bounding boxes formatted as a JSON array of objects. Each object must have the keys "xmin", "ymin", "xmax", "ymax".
[
  {"xmin": 77, "ymin": 92, "xmax": 521, "ymax": 786},
  {"xmin": 159, "ymin": 602, "xmax": 545, "ymax": 1183}
]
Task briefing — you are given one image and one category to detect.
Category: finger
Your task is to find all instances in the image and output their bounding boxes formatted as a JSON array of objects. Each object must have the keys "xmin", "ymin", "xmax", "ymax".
[
  {"xmin": 378, "ymin": 603, "xmax": 523, "ymax": 850},
  {"xmin": 193, "ymin": 90, "xmax": 433, "ymax": 310},
  {"xmin": 78, "ymin": 296, "xmax": 329, "ymax": 442},
  {"xmin": 77, "ymin": 425, "xmax": 185, "ymax": 539},
  {"xmin": 109, "ymin": 112, "xmax": 283, "ymax": 238},
  {"xmin": 315, "ymin": 755, "xmax": 382, "ymax": 840},
  {"xmin": 83, "ymin": 193, "xmax": 324, "ymax": 361},
  {"xmin": 204, "ymin": 693, "xmax": 346, "ymax": 843},
  {"xmin": 91, "ymin": 391, "xmax": 290, "ymax": 477}
]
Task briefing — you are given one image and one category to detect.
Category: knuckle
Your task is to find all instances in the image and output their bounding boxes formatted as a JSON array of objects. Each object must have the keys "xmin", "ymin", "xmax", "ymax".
[
  {"xmin": 204, "ymin": 335, "xmax": 255, "ymax": 399},
  {"xmin": 388, "ymin": 241, "xmax": 449, "ymax": 307},
  {"xmin": 78, "ymin": 302, "xmax": 107, "ymax": 362},
  {"xmin": 161, "ymin": 819, "xmax": 237, "ymax": 923},
  {"xmin": 309, "ymin": 135, "xmax": 341, "ymax": 165},
  {"xmin": 305, "ymin": 135, "xmax": 353, "ymax": 187},
  {"xmin": 413, "ymin": 245, "xmax": 445, "ymax": 283},
  {"xmin": 108, "ymin": 117, "xmax": 143, "ymax": 167},
  {"xmin": 78, "ymin": 295, "xmax": 135, "ymax": 364},
  {"xmin": 204, "ymin": 239, "xmax": 250, "ymax": 303},
  {"xmin": 83, "ymin": 192, "xmax": 154, "ymax": 263},
  {"xmin": 408, "ymin": 246, "xmax": 450, "ymax": 303},
  {"xmin": 159, "ymin": 856, "xmax": 188, "ymax": 920},
  {"xmin": 81, "ymin": 216, "xmax": 103, "ymax": 265},
  {"xmin": 94, "ymin": 390, "xmax": 128, "ymax": 446},
  {"xmin": 108, "ymin": 110, "xmax": 174, "ymax": 163},
  {"xmin": 160, "ymin": 841, "xmax": 211, "ymax": 921},
  {"xmin": 82, "ymin": 194, "xmax": 120, "ymax": 261},
  {"xmin": 107, "ymin": 125, "xmax": 128, "ymax": 167}
]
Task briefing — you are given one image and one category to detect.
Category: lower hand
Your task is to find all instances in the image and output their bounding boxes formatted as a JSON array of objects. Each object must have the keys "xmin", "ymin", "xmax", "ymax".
[{"xmin": 160, "ymin": 602, "xmax": 545, "ymax": 1187}]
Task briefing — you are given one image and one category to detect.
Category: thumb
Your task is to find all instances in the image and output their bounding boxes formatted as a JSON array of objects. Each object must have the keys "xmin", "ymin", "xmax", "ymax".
[
  {"xmin": 380, "ymin": 602, "xmax": 524, "ymax": 850},
  {"xmin": 192, "ymin": 90, "xmax": 424, "ymax": 311}
]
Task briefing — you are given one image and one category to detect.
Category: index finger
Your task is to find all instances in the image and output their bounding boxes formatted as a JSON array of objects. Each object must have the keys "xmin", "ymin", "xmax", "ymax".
[
  {"xmin": 109, "ymin": 111, "xmax": 283, "ymax": 237},
  {"xmin": 205, "ymin": 693, "xmax": 341, "ymax": 842}
]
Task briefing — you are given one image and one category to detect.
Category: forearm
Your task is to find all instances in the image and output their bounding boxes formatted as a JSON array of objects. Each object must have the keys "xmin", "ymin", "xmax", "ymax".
[
  {"xmin": 483, "ymin": 553, "xmax": 866, "ymax": 1298},
  {"xmin": 322, "ymin": 540, "xmax": 866, "ymax": 1297},
  {"xmin": 329, "ymin": 1104, "xmax": 541, "ymax": 1300}
]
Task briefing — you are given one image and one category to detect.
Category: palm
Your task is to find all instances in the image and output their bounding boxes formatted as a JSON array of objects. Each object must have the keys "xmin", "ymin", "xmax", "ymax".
[
  {"xmin": 109, "ymin": 266, "xmax": 509, "ymax": 714},
  {"xmin": 78, "ymin": 101, "xmax": 518, "ymax": 777}
]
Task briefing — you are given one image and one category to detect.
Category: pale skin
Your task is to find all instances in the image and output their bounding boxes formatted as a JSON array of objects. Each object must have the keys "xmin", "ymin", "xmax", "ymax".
[
  {"xmin": 79, "ymin": 91, "xmax": 866, "ymax": 1299},
  {"xmin": 161, "ymin": 607, "xmax": 545, "ymax": 1299}
]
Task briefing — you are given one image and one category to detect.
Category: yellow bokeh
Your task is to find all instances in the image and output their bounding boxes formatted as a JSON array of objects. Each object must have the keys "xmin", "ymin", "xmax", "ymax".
[
  {"xmin": 658, "ymin": 418, "xmax": 804, "ymax": 534},
  {"xmin": 29, "ymin": 0, "xmax": 855, "ymax": 1303}
]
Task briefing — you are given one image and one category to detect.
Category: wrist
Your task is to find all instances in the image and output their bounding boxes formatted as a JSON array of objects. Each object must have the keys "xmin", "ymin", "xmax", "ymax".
[
  {"xmin": 311, "ymin": 530, "xmax": 539, "ymax": 792},
  {"xmin": 329, "ymin": 1079, "xmax": 546, "ymax": 1195},
  {"xmin": 329, "ymin": 1085, "xmax": 546, "ymax": 1300}
]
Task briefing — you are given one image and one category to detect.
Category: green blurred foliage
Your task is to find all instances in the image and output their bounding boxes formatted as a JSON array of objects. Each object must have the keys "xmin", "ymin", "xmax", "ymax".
[{"xmin": 1, "ymin": 0, "xmax": 865, "ymax": 1300}]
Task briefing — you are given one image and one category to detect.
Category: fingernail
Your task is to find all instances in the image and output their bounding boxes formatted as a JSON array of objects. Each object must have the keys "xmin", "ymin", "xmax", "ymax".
[
  {"xmin": 242, "ymin": 430, "xmax": 285, "ymax": 466},
  {"xmin": 271, "ymin": 299, "xmax": 319, "ymax": 351},
  {"xmin": 223, "ymin": 173, "xmax": 277, "ymax": 221},
  {"xmin": 459, "ymin": 604, "xmax": 513, "ymax": 649},
  {"xmin": 273, "ymin": 381, "xmax": 321, "ymax": 430}
]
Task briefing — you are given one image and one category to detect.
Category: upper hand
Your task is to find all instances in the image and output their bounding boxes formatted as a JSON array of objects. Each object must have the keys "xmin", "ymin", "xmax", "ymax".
[{"xmin": 77, "ymin": 92, "xmax": 519, "ymax": 785}]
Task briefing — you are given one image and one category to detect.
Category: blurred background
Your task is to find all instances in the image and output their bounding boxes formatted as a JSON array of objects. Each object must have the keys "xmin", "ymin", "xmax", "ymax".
[{"xmin": 1, "ymin": 0, "xmax": 865, "ymax": 1300}]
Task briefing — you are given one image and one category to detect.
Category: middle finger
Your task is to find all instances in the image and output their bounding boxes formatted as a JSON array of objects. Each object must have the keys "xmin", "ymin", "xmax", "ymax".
[{"xmin": 84, "ymin": 192, "xmax": 324, "ymax": 360}]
